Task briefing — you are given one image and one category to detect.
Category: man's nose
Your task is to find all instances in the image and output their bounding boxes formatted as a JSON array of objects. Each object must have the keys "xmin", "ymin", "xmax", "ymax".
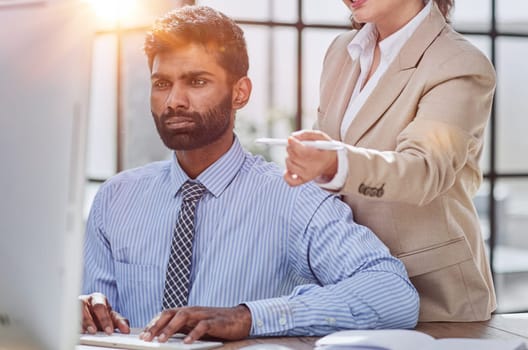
[{"xmin": 165, "ymin": 86, "xmax": 189, "ymax": 110}]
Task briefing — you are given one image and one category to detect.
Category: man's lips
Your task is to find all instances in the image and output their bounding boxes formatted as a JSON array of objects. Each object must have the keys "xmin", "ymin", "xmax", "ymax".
[{"xmin": 164, "ymin": 116, "xmax": 195, "ymax": 130}]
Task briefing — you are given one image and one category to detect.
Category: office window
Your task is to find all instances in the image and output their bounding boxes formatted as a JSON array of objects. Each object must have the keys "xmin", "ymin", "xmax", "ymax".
[
  {"xmin": 86, "ymin": 0, "xmax": 528, "ymax": 313},
  {"xmin": 84, "ymin": 0, "xmax": 191, "ymax": 210},
  {"xmin": 235, "ymin": 25, "xmax": 298, "ymax": 161},
  {"xmin": 120, "ymin": 32, "xmax": 170, "ymax": 170},
  {"xmin": 496, "ymin": 37, "xmax": 528, "ymax": 172},
  {"xmin": 451, "ymin": 0, "xmax": 491, "ymax": 32},
  {"xmin": 190, "ymin": 0, "xmax": 298, "ymax": 22},
  {"xmin": 303, "ymin": 0, "xmax": 348, "ymax": 25},
  {"xmin": 302, "ymin": 28, "xmax": 343, "ymax": 129},
  {"xmin": 492, "ymin": 179, "xmax": 528, "ymax": 312},
  {"xmin": 86, "ymin": 34, "xmax": 118, "ymax": 180},
  {"xmin": 497, "ymin": 0, "xmax": 528, "ymax": 33}
]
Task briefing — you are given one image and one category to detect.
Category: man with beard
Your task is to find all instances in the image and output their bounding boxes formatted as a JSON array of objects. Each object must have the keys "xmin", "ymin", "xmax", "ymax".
[{"xmin": 80, "ymin": 5, "xmax": 419, "ymax": 345}]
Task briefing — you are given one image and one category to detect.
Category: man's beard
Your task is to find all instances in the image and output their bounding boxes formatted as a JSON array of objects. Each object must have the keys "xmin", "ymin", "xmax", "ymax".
[{"xmin": 152, "ymin": 93, "xmax": 233, "ymax": 151}]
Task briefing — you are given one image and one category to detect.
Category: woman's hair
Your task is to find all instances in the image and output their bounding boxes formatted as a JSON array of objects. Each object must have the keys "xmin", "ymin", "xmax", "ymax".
[{"xmin": 350, "ymin": 0, "xmax": 454, "ymax": 30}]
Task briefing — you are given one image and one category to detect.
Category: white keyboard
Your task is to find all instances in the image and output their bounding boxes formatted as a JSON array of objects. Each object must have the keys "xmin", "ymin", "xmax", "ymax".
[{"xmin": 79, "ymin": 333, "xmax": 222, "ymax": 350}]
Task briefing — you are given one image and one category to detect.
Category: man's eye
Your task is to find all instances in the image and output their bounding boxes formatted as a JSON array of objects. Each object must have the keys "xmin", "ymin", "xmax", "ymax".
[
  {"xmin": 153, "ymin": 80, "xmax": 170, "ymax": 89},
  {"xmin": 191, "ymin": 79, "xmax": 206, "ymax": 86}
]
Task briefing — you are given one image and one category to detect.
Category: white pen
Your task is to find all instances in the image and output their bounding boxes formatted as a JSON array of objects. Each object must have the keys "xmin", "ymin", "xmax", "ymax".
[{"xmin": 255, "ymin": 137, "xmax": 344, "ymax": 151}]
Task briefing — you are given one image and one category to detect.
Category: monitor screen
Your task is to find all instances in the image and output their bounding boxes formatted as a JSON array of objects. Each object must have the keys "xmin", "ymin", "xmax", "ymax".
[{"xmin": 0, "ymin": 1, "xmax": 94, "ymax": 349}]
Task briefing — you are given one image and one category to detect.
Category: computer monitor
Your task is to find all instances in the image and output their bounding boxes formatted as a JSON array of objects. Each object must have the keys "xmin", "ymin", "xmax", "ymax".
[{"xmin": 0, "ymin": 1, "xmax": 94, "ymax": 349}]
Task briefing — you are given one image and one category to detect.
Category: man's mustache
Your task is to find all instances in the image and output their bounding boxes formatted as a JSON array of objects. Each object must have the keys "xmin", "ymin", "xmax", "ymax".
[{"xmin": 158, "ymin": 107, "xmax": 201, "ymax": 120}]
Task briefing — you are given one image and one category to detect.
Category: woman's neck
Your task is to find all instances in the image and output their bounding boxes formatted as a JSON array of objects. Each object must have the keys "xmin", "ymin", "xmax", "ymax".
[{"xmin": 376, "ymin": 1, "xmax": 425, "ymax": 40}]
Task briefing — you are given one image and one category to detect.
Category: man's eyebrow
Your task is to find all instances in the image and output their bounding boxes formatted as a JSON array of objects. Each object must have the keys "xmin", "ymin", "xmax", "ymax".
[
  {"xmin": 151, "ymin": 72, "xmax": 170, "ymax": 80},
  {"xmin": 151, "ymin": 71, "xmax": 215, "ymax": 81},
  {"xmin": 181, "ymin": 70, "xmax": 215, "ymax": 79}
]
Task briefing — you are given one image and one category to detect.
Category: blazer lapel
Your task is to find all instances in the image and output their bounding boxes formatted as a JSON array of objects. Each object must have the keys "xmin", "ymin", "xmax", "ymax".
[
  {"xmin": 323, "ymin": 54, "xmax": 360, "ymax": 141},
  {"xmin": 344, "ymin": 3, "xmax": 447, "ymax": 146}
]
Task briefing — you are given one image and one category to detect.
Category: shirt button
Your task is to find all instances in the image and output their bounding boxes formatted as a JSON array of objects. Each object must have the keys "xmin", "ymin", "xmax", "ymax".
[
  {"xmin": 279, "ymin": 317, "xmax": 287, "ymax": 325},
  {"xmin": 326, "ymin": 317, "xmax": 336, "ymax": 325},
  {"xmin": 257, "ymin": 319, "xmax": 264, "ymax": 328}
]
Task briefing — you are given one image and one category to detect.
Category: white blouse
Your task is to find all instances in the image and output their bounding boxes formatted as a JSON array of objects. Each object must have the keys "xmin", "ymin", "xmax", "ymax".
[{"xmin": 318, "ymin": 0, "xmax": 432, "ymax": 190}]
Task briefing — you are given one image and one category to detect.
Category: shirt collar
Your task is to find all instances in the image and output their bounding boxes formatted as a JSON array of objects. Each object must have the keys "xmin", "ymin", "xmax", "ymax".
[
  {"xmin": 347, "ymin": 22, "xmax": 378, "ymax": 60},
  {"xmin": 347, "ymin": 0, "xmax": 432, "ymax": 62},
  {"xmin": 170, "ymin": 136, "xmax": 246, "ymax": 198}
]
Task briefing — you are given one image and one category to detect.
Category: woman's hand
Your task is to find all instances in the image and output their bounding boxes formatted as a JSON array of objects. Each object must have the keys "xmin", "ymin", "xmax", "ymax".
[{"xmin": 284, "ymin": 130, "xmax": 338, "ymax": 187}]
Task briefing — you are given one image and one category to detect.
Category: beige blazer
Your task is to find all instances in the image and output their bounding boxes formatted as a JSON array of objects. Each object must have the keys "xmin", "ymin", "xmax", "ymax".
[{"xmin": 317, "ymin": 3, "xmax": 496, "ymax": 321}]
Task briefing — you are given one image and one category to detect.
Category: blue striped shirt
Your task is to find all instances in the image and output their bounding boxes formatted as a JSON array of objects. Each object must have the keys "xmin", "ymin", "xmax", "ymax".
[{"xmin": 82, "ymin": 137, "xmax": 418, "ymax": 336}]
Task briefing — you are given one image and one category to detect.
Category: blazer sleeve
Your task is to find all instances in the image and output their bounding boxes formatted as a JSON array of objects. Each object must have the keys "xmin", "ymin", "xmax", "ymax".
[{"xmin": 340, "ymin": 47, "xmax": 496, "ymax": 205}]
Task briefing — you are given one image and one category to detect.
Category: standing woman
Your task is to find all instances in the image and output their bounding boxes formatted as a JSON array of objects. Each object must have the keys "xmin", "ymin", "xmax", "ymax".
[{"xmin": 284, "ymin": 0, "xmax": 496, "ymax": 321}]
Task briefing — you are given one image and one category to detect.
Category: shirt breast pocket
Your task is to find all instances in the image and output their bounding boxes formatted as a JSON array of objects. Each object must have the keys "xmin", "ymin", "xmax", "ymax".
[{"xmin": 114, "ymin": 261, "xmax": 164, "ymax": 327}]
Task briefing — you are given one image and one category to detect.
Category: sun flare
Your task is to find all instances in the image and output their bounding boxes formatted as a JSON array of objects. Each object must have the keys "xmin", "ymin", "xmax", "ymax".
[{"xmin": 82, "ymin": 0, "xmax": 140, "ymax": 27}]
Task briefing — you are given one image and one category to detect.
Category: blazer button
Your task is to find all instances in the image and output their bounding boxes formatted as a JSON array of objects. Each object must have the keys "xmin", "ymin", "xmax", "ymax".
[{"xmin": 358, "ymin": 183, "xmax": 384, "ymax": 197}]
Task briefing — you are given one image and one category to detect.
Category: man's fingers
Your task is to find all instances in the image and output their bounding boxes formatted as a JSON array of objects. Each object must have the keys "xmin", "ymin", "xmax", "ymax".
[
  {"xmin": 80, "ymin": 300, "xmax": 97, "ymax": 334},
  {"xmin": 111, "ymin": 310, "xmax": 130, "ymax": 334},
  {"xmin": 141, "ymin": 310, "xmax": 177, "ymax": 342},
  {"xmin": 91, "ymin": 302, "xmax": 114, "ymax": 334},
  {"xmin": 88, "ymin": 292, "xmax": 120, "ymax": 334},
  {"xmin": 143, "ymin": 307, "xmax": 251, "ymax": 342},
  {"xmin": 184, "ymin": 320, "xmax": 212, "ymax": 344},
  {"xmin": 157, "ymin": 310, "xmax": 190, "ymax": 342},
  {"xmin": 79, "ymin": 293, "xmax": 119, "ymax": 334},
  {"xmin": 89, "ymin": 292, "xmax": 108, "ymax": 306}
]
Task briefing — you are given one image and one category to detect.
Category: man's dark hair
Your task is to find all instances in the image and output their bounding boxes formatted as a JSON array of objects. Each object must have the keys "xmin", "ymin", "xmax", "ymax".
[{"xmin": 144, "ymin": 5, "xmax": 249, "ymax": 84}]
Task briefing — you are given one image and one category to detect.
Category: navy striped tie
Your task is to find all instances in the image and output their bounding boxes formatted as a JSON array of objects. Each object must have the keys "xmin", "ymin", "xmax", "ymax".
[{"xmin": 162, "ymin": 181, "xmax": 206, "ymax": 309}]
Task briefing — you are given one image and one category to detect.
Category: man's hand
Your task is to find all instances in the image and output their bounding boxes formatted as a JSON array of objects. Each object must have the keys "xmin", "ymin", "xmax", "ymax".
[
  {"xmin": 79, "ymin": 292, "xmax": 130, "ymax": 335},
  {"xmin": 140, "ymin": 305, "xmax": 252, "ymax": 344}
]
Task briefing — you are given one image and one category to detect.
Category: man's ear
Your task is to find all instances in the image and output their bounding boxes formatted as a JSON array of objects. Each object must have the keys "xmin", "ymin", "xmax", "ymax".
[{"xmin": 231, "ymin": 76, "xmax": 252, "ymax": 110}]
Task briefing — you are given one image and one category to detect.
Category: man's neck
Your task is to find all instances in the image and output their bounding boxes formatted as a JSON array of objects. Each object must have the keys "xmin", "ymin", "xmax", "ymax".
[{"xmin": 175, "ymin": 133, "xmax": 234, "ymax": 179}]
